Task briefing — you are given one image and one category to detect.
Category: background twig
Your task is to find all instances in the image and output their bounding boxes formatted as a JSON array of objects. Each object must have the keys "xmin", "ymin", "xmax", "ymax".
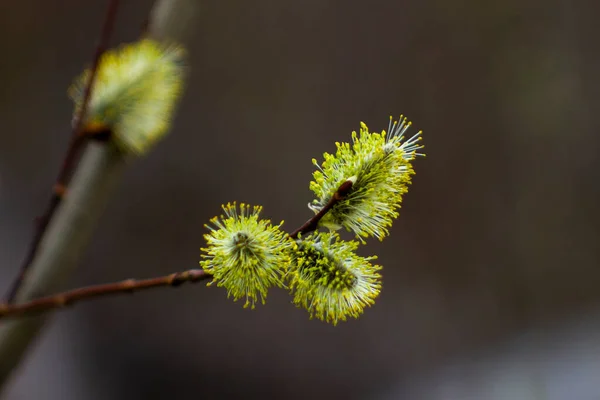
[
  {"xmin": 0, "ymin": 0, "xmax": 205, "ymax": 391},
  {"xmin": 0, "ymin": 142, "xmax": 126, "ymax": 389},
  {"xmin": 0, "ymin": 0, "xmax": 196, "ymax": 390},
  {"xmin": 4, "ymin": 0, "xmax": 120, "ymax": 303},
  {"xmin": 0, "ymin": 0, "xmax": 194, "ymax": 392}
]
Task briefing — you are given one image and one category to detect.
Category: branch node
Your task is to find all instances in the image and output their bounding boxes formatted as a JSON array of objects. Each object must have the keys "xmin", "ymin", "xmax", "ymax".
[
  {"xmin": 56, "ymin": 295, "xmax": 68, "ymax": 307},
  {"xmin": 335, "ymin": 179, "xmax": 354, "ymax": 199},
  {"xmin": 170, "ymin": 271, "xmax": 189, "ymax": 287},
  {"xmin": 289, "ymin": 179, "xmax": 353, "ymax": 239},
  {"xmin": 122, "ymin": 279, "xmax": 137, "ymax": 292},
  {"xmin": 53, "ymin": 184, "xmax": 67, "ymax": 198}
]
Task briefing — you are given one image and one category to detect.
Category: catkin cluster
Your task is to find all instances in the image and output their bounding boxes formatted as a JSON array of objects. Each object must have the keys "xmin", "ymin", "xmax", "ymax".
[
  {"xmin": 70, "ymin": 39, "xmax": 424, "ymax": 325},
  {"xmin": 199, "ymin": 118, "xmax": 424, "ymax": 325}
]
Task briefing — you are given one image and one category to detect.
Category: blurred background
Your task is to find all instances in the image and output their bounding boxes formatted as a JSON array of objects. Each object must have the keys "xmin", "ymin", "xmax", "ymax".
[{"xmin": 1, "ymin": 0, "xmax": 599, "ymax": 399}]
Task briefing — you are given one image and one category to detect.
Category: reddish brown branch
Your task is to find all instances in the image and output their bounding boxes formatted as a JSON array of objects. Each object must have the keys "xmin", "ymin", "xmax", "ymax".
[
  {"xmin": 4, "ymin": 0, "xmax": 120, "ymax": 303},
  {"xmin": 289, "ymin": 179, "xmax": 353, "ymax": 239},
  {"xmin": 0, "ymin": 269, "xmax": 211, "ymax": 319}
]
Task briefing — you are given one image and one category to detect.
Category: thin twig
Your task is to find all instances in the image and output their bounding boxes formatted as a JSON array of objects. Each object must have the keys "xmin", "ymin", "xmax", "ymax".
[
  {"xmin": 4, "ymin": 0, "xmax": 120, "ymax": 303},
  {"xmin": 0, "ymin": 269, "xmax": 210, "ymax": 319},
  {"xmin": 289, "ymin": 179, "xmax": 354, "ymax": 239}
]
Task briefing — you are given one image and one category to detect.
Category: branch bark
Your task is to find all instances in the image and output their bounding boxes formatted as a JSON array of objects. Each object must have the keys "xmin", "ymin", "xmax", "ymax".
[
  {"xmin": 0, "ymin": 270, "xmax": 210, "ymax": 319},
  {"xmin": 289, "ymin": 179, "xmax": 354, "ymax": 239}
]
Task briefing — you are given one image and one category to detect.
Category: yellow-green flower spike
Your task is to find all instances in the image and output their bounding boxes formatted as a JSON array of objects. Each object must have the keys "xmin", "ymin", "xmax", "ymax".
[
  {"xmin": 200, "ymin": 203, "xmax": 295, "ymax": 309},
  {"xmin": 309, "ymin": 116, "xmax": 424, "ymax": 241},
  {"xmin": 288, "ymin": 231, "xmax": 382, "ymax": 325},
  {"xmin": 69, "ymin": 39, "xmax": 186, "ymax": 155}
]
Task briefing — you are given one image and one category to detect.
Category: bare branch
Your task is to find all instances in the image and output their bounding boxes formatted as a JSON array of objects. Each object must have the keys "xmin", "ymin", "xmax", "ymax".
[{"xmin": 0, "ymin": 270, "xmax": 210, "ymax": 319}]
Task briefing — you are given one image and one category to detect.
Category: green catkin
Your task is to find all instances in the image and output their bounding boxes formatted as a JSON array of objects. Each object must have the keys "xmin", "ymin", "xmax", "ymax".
[
  {"xmin": 288, "ymin": 232, "xmax": 382, "ymax": 325},
  {"xmin": 309, "ymin": 116, "xmax": 424, "ymax": 241},
  {"xmin": 200, "ymin": 203, "xmax": 295, "ymax": 309}
]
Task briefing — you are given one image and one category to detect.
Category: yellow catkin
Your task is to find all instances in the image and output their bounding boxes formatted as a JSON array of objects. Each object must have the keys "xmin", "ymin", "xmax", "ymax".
[{"xmin": 69, "ymin": 39, "xmax": 186, "ymax": 155}]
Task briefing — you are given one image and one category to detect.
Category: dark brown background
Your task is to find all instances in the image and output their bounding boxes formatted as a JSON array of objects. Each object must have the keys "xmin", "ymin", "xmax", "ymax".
[{"xmin": 1, "ymin": 0, "xmax": 599, "ymax": 399}]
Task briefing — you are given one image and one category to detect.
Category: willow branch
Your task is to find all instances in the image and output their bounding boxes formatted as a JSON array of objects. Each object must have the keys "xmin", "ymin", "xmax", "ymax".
[
  {"xmin": 289, "ymin": 179, "xmax": 353, "ymax": 239},
  {"xmin": 0, "ymin": 270, "xmax": 210, "ymax": 320},
  {"xmin": 4, "ymin": 0, "xmax": 120, "ymax": 303},
  {"xmin": 0, "ymin": 180, "xmax": 353, "ymax": 320}
]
